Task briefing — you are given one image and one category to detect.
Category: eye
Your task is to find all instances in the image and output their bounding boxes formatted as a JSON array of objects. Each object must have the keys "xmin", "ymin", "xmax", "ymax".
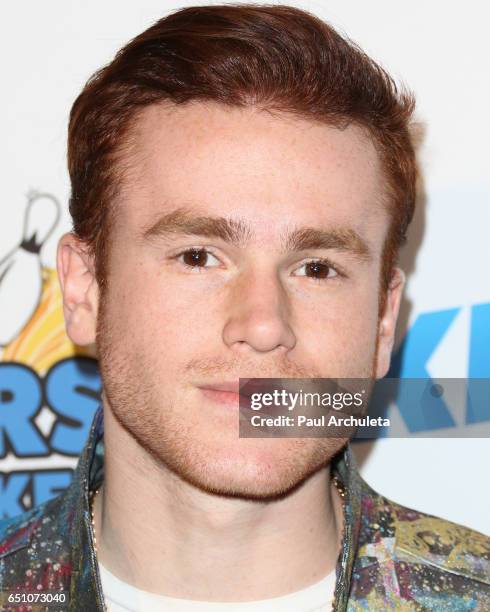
[
  {"xmin": 294, "ymin": 259, "xmax": 340, "ymax": 281},
  {"xmin": 175, "ymin": 248, "xmax": 221, "ymax": 269}
]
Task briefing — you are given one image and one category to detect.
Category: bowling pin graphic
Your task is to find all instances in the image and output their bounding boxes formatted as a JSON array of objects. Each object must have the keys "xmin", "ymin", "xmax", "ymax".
[{"xmin": 0, "ymin": 192, "xmax": 60, "ymax": 346}]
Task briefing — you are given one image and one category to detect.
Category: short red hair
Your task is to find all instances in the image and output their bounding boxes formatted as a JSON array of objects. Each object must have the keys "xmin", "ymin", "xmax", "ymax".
[{"xmin": 68, "ymin": 3, "xmax": 417, "ymax": 307}]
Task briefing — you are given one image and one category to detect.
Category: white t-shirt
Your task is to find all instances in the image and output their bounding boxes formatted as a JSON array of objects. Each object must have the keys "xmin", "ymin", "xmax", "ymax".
[{"xmin": 98, "ymin": 560, "xmax": 335, "ymax": 612}]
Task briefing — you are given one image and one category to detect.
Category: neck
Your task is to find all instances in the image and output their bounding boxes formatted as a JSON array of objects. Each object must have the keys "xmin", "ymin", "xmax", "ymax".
[{"xmin": 92, "ymin": 403, "xmax": 344, "ymax": 602}]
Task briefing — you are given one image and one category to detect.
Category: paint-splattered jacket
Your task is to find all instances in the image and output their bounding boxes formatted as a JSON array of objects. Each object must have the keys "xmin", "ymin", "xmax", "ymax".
[{"xmin": 0, "ymin": 406, "xmax": 489, "ymax": 611}]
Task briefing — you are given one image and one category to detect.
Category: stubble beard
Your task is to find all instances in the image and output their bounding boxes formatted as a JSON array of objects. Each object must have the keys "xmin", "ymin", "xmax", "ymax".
[{"xmin": 95, "ymin": 288, "xmax": 380, "ymax": 500}]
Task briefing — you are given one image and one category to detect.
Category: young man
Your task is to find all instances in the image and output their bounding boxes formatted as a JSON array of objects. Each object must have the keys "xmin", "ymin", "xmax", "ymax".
[{"xmin": 0, "ymin": 4, "xmax": 488, "ymax": 611}]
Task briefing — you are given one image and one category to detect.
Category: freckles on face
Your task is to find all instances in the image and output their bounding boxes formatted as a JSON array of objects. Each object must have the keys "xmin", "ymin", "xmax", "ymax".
[
  {"xmin": 106, "ymin": 103, "xmax": 387, "ymax": 376},
  {"xmin": 97, "ymin": 103, "xmax": 389, "ymax": 497},
  {"xmin": 109, "ymin": 247, "xmax": 380, "ymax": 381}
]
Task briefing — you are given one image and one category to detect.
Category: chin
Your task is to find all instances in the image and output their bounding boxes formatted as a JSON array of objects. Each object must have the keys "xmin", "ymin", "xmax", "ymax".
[{"xmin": 161, "ymin": 437, "xmax": 343, "ymax": 500}]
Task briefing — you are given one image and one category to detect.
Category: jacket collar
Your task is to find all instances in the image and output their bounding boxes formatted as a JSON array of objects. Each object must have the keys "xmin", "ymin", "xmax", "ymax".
[
  {"xmin": 69, "ymin": 405, "xmax": 106, "ymax": 610},
  {"xmin": 68, "ymin": 405, "xmax": 362, "ymax": 611}
]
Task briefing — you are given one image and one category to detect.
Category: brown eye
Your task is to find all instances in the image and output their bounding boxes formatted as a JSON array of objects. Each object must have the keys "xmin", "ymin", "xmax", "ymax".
[
  {"xmin": 183, "ymin": 249, "xmax": 208, "ymax": 267},
  {"xmin": 306, "ymin": 261, "xmax": 330, "ymax": 278},
  {"xmin": 177, "ymin": 248, "xmax": 221, "ymax": 269},
  {"xmin": 295, "ymin": 260, "xmax": 338, "ymax": 280}
]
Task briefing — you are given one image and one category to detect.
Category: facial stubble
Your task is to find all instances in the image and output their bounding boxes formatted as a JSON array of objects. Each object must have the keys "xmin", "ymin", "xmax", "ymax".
[{"xmin": 95, "ymin": 285, "xmax": 380, "ymax": 501}]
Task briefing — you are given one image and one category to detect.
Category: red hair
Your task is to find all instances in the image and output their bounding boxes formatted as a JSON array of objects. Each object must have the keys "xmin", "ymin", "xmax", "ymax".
[{"xmin": 68, "ymin": 4, "xmax": 417, "ymax": 308}]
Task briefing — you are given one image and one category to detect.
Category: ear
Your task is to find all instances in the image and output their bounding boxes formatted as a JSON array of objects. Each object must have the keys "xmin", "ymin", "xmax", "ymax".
[
  {"xmin": 375, "ymin": 267, "xmax": 405, "ymax": 379},
  {"xmin": 56, "ymin": 232, "xmax": 99, "ymax": 346}
]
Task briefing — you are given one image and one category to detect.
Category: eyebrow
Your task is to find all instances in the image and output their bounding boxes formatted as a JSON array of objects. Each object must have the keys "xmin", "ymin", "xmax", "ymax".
[{"xmin": 141, "ymin": 207, "xmax": 371, "ymax": 261}]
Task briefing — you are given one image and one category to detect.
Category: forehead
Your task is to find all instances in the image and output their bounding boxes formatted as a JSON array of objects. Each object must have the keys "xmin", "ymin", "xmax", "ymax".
[{"xmin": 116, "ymin": 101, "xmax": 387, "ymax": 248}]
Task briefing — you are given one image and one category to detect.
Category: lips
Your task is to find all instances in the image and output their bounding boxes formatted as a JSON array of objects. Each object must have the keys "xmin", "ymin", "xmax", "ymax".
[
  {"xmin": 199, "ymin": 387, "xmax": 242, "ymax": 409},
  {"xmin": 198, "ymin": 379, "xmax": 268, "ymax": 396},
  {"xmin": 198, "ymin": 380, "xmax": 265, "ymax": 411},
  {"xmin": 199, "ymin": 381, "xmax": 240, "ymax": 394},
  {"xmin": 198, "ymin": 379, "xmax": 290, "ymax": 416}
]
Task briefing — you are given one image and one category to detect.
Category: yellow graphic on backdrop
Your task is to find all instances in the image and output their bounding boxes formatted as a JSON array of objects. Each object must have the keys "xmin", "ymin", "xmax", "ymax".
[
  {"xmin": 1, "ymin": 267, "xmax": 92, "ymax": 375},
  {"xmin": 0, "ymin": 192, "xmax": 91, "ymax": 375}
]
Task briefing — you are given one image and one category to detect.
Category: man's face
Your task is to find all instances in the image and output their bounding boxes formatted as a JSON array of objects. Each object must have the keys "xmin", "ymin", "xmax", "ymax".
[{"xmin": 66, "ymin": 102, "xmax": 403, "ymax": 498}]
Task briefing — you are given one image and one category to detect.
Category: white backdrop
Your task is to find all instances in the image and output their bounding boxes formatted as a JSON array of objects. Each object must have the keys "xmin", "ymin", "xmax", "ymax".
[{"xmin": 1, "ymin": 1, "xmax": 489, "ymax": 534}]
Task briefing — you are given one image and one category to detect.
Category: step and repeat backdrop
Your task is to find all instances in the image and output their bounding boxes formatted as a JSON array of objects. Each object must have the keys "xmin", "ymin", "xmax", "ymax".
[{"xmin": 1, "ymin": 1, "xmax": 489, "ymax": 533}]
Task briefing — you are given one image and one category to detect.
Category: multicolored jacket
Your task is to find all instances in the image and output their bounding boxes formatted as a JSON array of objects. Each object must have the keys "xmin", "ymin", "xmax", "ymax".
[{"xmin": 0, "ymin": 405, "xmax": 488, "ymax": 611}]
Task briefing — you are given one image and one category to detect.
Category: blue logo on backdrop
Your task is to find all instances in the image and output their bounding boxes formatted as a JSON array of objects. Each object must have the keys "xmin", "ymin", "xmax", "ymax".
[
  {"xmin": 0, "ymin": 357, "xmax": 100, "ymax": 516},
  {"xmin": 386, "ymin": 302, "xmax": 490, "ymax": 432},
  {"xmin": 0, "ymin": 302, "xmax": 489, "ymax": 515}
]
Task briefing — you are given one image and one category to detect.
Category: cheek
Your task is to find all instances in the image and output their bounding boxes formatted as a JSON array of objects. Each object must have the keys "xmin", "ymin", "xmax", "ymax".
[
  {"xmin": 105, "ymin": 250, "xmax": 380, "ymax": 371},
  {"xmin": 105, "ymin": 261, "xmax": 212, "ymax": 359},
  {"xmin": 297, "ymin": 285, "xmax": 379, "ymax": 363}
]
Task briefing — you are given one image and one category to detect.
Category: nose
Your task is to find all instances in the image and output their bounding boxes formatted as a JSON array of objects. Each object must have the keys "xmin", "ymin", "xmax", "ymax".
[{"xmin": 222, "ymin": 267, "xmax": 296, "ymax": 354}]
